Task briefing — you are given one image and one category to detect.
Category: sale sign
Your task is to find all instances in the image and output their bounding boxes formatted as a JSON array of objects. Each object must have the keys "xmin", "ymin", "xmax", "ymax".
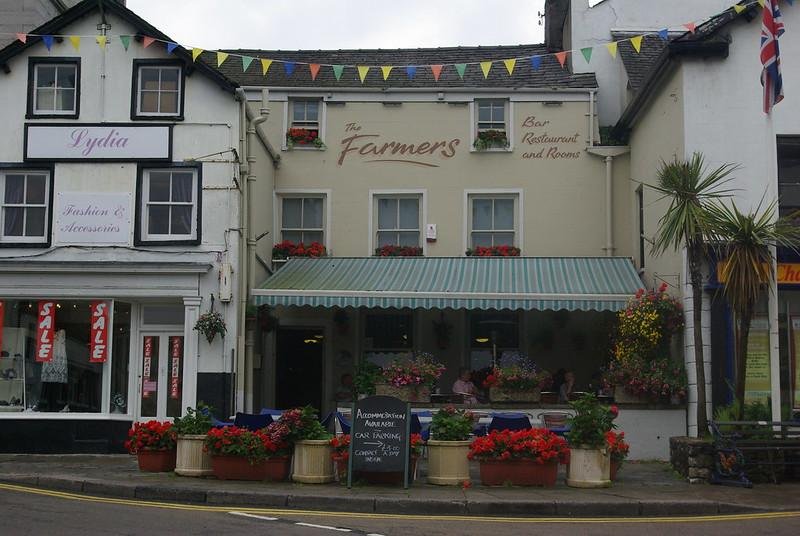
[
  {"xmin": 36, "ymin": 301, "xmax": 55, "ymax": 363},
  {"xmin": 142, "ymin": 336, "xmax": 154, "ymax": 398},
  {"xmin": 89, "ymin": 301, "xmax": 110, "ymax": 363},
  {"xmin": 169, "ymin": 336, "xmax": 182, "ymax": 400}
]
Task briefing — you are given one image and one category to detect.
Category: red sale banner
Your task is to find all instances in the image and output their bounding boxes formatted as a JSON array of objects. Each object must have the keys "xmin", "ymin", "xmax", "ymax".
[
  {"xmin": 0, "ymin": 300, "xmax": 5, "ymax": 351},
  {"xmin": 169, "ymin": 336, "xmax": 182, "ymax": 400},
  {"xmin": 36, "ymin": 301, "xmax": 55, "ymax": 363},
  {"xmin": 89, "ymin": 301, "xmax": 110, "ymax": 363},
  {"xmin": 142, "ymin": 336, "xmax": 153, "ymax": 398}
]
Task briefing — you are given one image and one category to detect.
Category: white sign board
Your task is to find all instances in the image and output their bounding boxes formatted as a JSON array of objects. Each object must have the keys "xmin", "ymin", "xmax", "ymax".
[
  {"xmin": 25, "ymin": 124, "xmax": 171, "ymax": 161},
  {"xmin": 55, "ymin": 192, "xmax": 132, "ymax": 245}
]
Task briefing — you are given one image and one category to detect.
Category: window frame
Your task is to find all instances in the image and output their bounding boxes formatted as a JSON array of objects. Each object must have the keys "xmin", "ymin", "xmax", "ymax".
[
  {"xmin": 369, "ymin": 189, "xmax": 426, "ymax": 255},
  {"xmin": 464, "ymin": 189, "xmax": 523, "ymax": 252},
  {"xmin": 470, "ymin": 98, "xmax": 513, "ymax": 152},
  {"xmin": 0, "ymin": 163, "xmax": 54, "ymax": 248},
  {"xmin": 273, "ymin": 189, "xmax": 331, "ymax": 250},
  {"xmin": 282, "ymin": 97, "xmax": 326, "ymax": 150},
  {"xmin": 135, "ymin": 163, "xmax": 202, "ymax": 246},
  {"xmin": 26, "ymin": 57, "xmax": 81, "ymax": 119},
  {"xmin": 130, "ymin": 59, "xmax": 186, "ymax": 121}
]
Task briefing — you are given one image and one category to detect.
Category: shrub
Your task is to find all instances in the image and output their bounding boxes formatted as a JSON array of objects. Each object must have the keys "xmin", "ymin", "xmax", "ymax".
[
  {"xmin": 430, "ymin": 406, "xmax": 475, "ymax": 441},
  {"xmin": 125, "ymin": 420, "xmax": 176, "ymax": 454}
]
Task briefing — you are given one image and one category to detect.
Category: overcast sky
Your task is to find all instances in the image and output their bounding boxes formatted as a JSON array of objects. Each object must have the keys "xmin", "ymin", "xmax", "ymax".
[{"xmin": 125, "ymin": 0, "xmax": 547, "ymax": 51}]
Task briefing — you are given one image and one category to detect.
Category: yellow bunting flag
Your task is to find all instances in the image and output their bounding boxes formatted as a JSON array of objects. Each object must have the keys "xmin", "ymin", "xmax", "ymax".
[
  {"xmin": 68, "ymin": 36, "xmax": 80, "ymax": 50},
  {"xmin": 192, "ymin": 48, "xmax": 204, "ymax": 61},
  {"xmin": 95, "ymin": 36, "xmax": 107, "ymax": 49},
  {"xmin": 261, "ymin": 59, "xmax": 273, "ymax": 76},
  {"xmin": 480, "ymin": 61, "xmax": 492, "ymax": 78},
  {"xmin": 555, "ymin": 51, "xmax": 568, "ymax": 68},
  {"xmin": 381, "ymin": 66, "xmax": 393, "ymax": 80},
  {"xmin": 606, "ymin": 42, "xmax": 618, "ymax": 59},
  {"xmin": 216, "ymin": 52, "xmax": 229, "ymax": 67},
  {"xmin": 734, "ymin": 4, "xmax": 746, "ymax": 13},
  {"xmin": 503, "ymin": 58, "xmax": 516, "ymax": 75},
  {"xmin": 357, "ymin": 65, "xmax": 370, "ymax": 83},
  {"xmin": 630, "ymin": 35, "xmax": 643, "ymax": 53},
  {"xmin": 757, "ymin": 0, "xmax": 765, "ymax": 7}
]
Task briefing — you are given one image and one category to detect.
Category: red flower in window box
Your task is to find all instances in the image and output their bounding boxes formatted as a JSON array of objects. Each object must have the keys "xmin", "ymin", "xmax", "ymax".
[
  {"xmin": 272, "ymin": 240, "xmax": 327, "ymax": 260},
  {"xmin": 374, "ymin": 244, "xmax": 423, "ymax": 257},
  {"xmin": 465, "ymin": 245, "xmax": 520, "ymax": 257},
  {"xmin": 286, "ymin": 128, "xmax": 325, "ymax": 148}
]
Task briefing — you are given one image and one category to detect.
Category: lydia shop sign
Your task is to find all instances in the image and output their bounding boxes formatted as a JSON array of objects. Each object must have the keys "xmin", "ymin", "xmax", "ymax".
[
  {"xmin": 337, "ymin": 122, "xmax": 461, "ymax": 167},
  {"xmin": 55, "ymin": 192, "xmax": 131, "ymax": 245},
  {"xmin": 348, "ymin": 395, "xmax": 411, "ymax": 488},
  {"xmin": 24, "ymin": 124, "xmax": 171, "ymax": 161}
]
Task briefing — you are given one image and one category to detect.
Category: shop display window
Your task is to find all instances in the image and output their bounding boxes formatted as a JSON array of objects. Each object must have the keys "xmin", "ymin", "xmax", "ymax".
[{"xmin": 363, "ymin": 312, "xmax": 413, "ymax": 367}]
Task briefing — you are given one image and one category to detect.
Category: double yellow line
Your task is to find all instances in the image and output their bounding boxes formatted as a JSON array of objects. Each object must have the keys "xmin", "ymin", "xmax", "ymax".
[{"xmin": 0, "ymin": 482, "xmax": 798, "ymax": 525}]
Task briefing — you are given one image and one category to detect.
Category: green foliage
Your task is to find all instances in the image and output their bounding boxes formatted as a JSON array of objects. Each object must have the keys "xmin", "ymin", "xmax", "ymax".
[
  {"xmin": 430, "ymin": 406, "xmax": 474, "ymax": 441},
  {"xmin": 172, "ymin": 403, "xmax": 214, "ymax": 436},
  {"xmin": 279, "ymin": 406, "xmax": 332, "ymax": 442},
  {"xmin": 354, "ymin": 361, "xmax": 381, "ymax": 396},
  {"xmin": 566, "ymin": 393, "xmax": 615, "ymax": 448}
]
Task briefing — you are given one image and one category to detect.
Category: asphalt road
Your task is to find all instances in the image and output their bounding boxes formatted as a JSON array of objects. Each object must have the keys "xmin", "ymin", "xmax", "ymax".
[{"xmin": 1, "ymin": 484, "xmax": 800, "ymax": 536}]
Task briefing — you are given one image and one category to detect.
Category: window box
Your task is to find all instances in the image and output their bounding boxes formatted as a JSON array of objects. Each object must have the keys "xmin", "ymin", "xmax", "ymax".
[
  {"xmin": 374, "ymin": 245, "xmax": 423, "ymax": 257},
  {"xmin": 272, "ymin": 240, "xmax": 327, "ymax": 260},
  {"xmin": 131, "ymin": 60, "xmax": 184, "ymax": 120},
  {"xmin": 466, "ymin": 245, "xmax": 520, "ymax": 257},
  {"xmin": 0, "ymin": 166, "xmax": 53, "ymax": 247},
  {"xmin": 286, "ymin": 99, "xmax": 324, "ymax": 149},
  {"xmin": 286, "ymin": 128, "xmax": 325, "ymax": 149},
  {"xmin": 135, "ymin": 164, "xmax": 201, "ymax": 245},
  {"xmin": 473, "ymin": 99, "xmax": 510, "ymax": 152},
  {"xmin": 473, "ymin": 129, "xmax": 509, "ymax": 151},
  {"xmin": 27, "ymin": 58, "xmax": 80, "ymax": 119}
]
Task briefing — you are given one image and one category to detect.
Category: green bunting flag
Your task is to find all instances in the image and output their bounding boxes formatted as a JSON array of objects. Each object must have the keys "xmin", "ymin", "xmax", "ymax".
[
  {"xmin": 581, "ymin": 47, "xmax": 593, "ymax": 63},
  {"xmin": 119, "ymin": 35, "xmax": 131, "ymax": 51},
  {"xmin": 332, "ymin": 65, "xmax": 344, "ymax": 81},
  {"xmin": 241, "ymin": 55, "xmax": 254, "ymax": 72},
  {"xmin": 454, "ymin": 63, "xmax": 466, "ymax": 79}
]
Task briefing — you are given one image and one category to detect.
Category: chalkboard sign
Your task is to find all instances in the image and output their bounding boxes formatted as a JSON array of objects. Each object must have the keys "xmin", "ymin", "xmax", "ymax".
[{"xmin": 347, "ymin": 395, "xmax": 410, "ymax": 488}]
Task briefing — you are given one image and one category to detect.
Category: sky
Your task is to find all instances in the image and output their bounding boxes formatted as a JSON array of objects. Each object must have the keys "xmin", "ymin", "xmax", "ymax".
[{"xmin": 125, "ymin": 0, "xmax": 548, "ymax": 51}]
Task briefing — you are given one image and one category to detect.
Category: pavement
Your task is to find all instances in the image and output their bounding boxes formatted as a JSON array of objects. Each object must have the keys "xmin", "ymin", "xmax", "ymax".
[{"xmin": 1, "ymin": 455, "xmax": 799, "ymax": 518}]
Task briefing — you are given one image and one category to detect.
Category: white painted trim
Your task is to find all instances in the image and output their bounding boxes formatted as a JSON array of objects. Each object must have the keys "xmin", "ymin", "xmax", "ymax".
[
  {"xmin": 273, "ymin": 189, "xmax": 333, "ymax": 253},
  {"xmin": 253, "ymin": 288, "xmax": 629, "ymax": 302},
  {"xmin": 128, "ymin": 302, "xmax": 141, "ymax": 419},
  {"xmin": 469, "ymin": 98, "xmax": 514, "ymax": 153},
  {"xmin": 462, "ymin": 188, "xmax": 524, "ymax": 254},
  {"xmin": 0, "ymin": 412, "xmax": 134, "ymax": 421},
  {"xmin": 281, "ymin": 101, "xmax": 289, "ymax": 150},
  {"xmin": 367, "ymin": 189, "xmax": 428, "ymax": 256},
  {"xmin": 101, "ymin": 300, "xmax": 115, "ymax": 414}
]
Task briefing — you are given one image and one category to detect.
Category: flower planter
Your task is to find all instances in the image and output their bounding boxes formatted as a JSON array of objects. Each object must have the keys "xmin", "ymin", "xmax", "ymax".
[
  {"xmin": 566, "ymin": 447, "xmax": 611, "ymax": 488},
  {"xmin": 427, "ymin": 440, "xmax": 471, "ymax": 485},
  {"xmin": 478, "ymin": 459, "xmax": 558, "ymax": 487},
  {"xmin": 613, "ymin": 387, "xmax": 650, "ymax": 404},
  {"xmin": 211, "ymin": 455, "xmax": 290, "ymax": 481},
  {"xmin": 375, "ymin": 383, "xmax": 431, "ymax": 403},
  {"xmin": 137, "ymin": 449, "xmax": 177, "ymax": 472},
  {"xmin": 489, "ymin": 386, "xmax": 540, "ymax": 403},
  {"xmin": 175, "ymin": 434, "xmax": 213, "ymax": 477},
  {"xmin": 292, "ymin": 440, "xmax": 334, "ymax": 483}
]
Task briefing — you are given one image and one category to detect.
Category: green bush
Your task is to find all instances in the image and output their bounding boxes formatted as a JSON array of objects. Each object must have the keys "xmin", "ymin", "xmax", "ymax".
[
  {"xmin": 430, "ymin": 406, "xmax": 474, "ymax": 441},
  {"xmin": 172, "ymin": 403, "xmax": 214, "ymax": 436},
  {"xmin": 566, "ymin": 393, "xmax": 615, "ymax": 448}
]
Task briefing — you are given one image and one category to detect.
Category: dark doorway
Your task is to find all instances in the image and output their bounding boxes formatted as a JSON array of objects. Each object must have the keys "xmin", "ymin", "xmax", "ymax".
[{"xmin": 275, "ymin": 327, "xmax": 324, "ymax": 411}]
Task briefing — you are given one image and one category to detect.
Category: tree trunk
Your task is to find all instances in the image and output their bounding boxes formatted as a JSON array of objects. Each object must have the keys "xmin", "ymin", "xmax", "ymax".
[
  {"xmin": 734, "ymin": 307, "xmax": 754, "ymax": 421},
  {"xmin": 688, "ymin": 245, "xmax": 709, "ymax": 436}
]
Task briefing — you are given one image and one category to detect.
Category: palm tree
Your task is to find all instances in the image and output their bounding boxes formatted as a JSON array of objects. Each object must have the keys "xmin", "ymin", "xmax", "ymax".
[
  {"xmin": 650, "ymin": 153, "xmax": 737, "ymax": 436},
  {"xmin": 709, "ymin": 200, "xmax": 800, "ymax": 419}
]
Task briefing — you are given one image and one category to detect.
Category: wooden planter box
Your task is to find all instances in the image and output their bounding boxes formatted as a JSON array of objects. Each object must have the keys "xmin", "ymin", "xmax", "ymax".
[
  {"xmin": 137, "ymin": 449, "xmax": 177, "ymax": 473},
  {"xmin": 375, "ymin": 383, "xmax": 431, "ymax": 402},
  {"xmin": 489, "ymin": 386, "xmax": 540, "ymax": 403},
  {"xmin": 426, "ymin": 440, "xmax": 471, "ymax": 485},
  {"xmin": 175, "ymin": 434, "xmax": 212, "ymax": 477},
  {"xmin": 478, "ymin": 459, "xmax": 558, "ymax": 487},
  {"xmin": 292, "ymin": 440, "xmax": 334, "ymax": 483}
]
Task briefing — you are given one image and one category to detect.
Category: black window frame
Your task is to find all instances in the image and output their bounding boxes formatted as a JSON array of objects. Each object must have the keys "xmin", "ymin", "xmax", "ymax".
[
  {"xmin": 130, "ymin": 59, "xmax": 186, "ymax": 121},
  {"xmin": 26, "ymin": 57, "xmax": 81, "ymax": 120},
  {"xmin": 0, "ymin": 162, "xmax": 55, "ymax": 248},
  {"xmin": 134, "ymin": 162, "xmax": 202, "ymax": 246}
]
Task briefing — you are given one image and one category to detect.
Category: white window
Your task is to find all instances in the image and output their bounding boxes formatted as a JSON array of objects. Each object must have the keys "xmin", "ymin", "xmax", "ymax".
[
  {"xmin": 291, "ymin": 100, "xmax": 320, "ymax": 129},
  {"xmin": 287, "ymin": 99, "xmax": 323, "ymax": 148},
  {"xmin": 139, "ymin": 168, "xmax": 199, "ymax": 243},
  {"xmin": 0, "ymin": 169, "xmax": 50, "ymax": 244},
  {"xmin": 280, "ymin": 196, "xmax": 325, "ymax": 244},
  {"xmin": 135, "ymin": 64, "xmax": 182, "ymax": 117},
  {"xmin": 473, "ymin": 99, "xmax": 510, "ymax": 150},
  {"xmin": 469, "ymin": 195, "xmax": 518, "ymax": 248},
  {"xmin": 375, "ymin": 196, "xmax": 421, "ymax": 249},
  {"xmin": 31, "ymin": 61, "xmax": 78, "ymax": 116}
]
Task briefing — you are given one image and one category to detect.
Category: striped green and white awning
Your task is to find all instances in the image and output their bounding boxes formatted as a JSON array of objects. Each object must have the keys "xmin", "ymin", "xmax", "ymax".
[{"xmin": 252, "ymin": 257, "xmax": 642, "ymax": 312}]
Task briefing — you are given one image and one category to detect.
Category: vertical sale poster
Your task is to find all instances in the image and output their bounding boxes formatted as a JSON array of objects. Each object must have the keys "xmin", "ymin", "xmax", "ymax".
[
  {"xmin": 89, "ymin": 301, "xmax": 110, "ymax": 363},
  {"xmin": 745, "ymin": 317, "xmax": 771, "ymax": 404},
  {"xmin": 142, "ymin": 336, "xmax": 154, "ymax": 398},
  {"xmin": 36, "ymin": 301, "xmax": 55, "ymax": 363},
  {"xmin": 168, "ymin": 336, "xmax": 182, "ymax": 400}
]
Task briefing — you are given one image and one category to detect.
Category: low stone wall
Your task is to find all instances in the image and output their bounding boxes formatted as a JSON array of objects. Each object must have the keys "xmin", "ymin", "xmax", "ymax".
[{"xmin": 670, "ymin": 436, "xmax": 713, "ymax": 483}]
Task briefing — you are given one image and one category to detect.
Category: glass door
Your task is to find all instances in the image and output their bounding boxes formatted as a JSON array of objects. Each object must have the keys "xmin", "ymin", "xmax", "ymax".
[{"xmin": 138, "ymin": 333, "xmax": 184, "ymax": 420}]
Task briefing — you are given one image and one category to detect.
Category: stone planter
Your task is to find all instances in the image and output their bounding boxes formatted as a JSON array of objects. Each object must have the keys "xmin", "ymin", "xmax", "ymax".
[
  {"xmin": 375, "ymin": 383, "xmax": 431, "ymax": 402},
  {"xmin": 426, "ymin": 440, "xmax": 471, "ymax": 485},
  {"xmin": 489, "ymin": 386, "xmax": 540, "ymax": 403},
  {"xmin": 478, "ymin": 459, "xmax": 558, "ymax": 487},
  {"xmin": 292, "ymin": 440, "xmax": 334, "ymax": 483},
  {"xmin": 566, "ymin": 447, "xmax": 611, "ymax": 488},
  {"xmin": 613, "ymin": 386, "xmax": 650, "ymax": 404},
  {"xmin": 175, "ymin": 434, "xmax": 212, "ymax": 477},
  {"xmin": 137, "ymin": 449, "xmax": 177, "ymax": 472}
]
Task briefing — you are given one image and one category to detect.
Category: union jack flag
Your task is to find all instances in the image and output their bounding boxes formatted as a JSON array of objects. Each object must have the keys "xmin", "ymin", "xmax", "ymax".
[{"xmin": 761, "ymin": 0, "xmax": 786, "ymax": 114}]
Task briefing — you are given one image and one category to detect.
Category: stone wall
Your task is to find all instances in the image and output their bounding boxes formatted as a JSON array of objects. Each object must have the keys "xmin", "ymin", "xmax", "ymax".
[{"xmin": 670, "ymin": 436, "xmax": 714, "ymax": 483}]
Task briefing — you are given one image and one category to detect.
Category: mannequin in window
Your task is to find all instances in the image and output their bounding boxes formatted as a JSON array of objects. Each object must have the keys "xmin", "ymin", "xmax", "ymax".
[{"xmin": 40, "ymin": 329, "xmax": 68, "ymax": 411}]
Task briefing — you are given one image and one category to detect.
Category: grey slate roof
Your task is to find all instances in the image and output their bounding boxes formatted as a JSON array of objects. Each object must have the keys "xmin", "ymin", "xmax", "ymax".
[
  {"xmin": 203, "ymin": 45, "xmax": 598, "ymax": 89},
  {"xmin": 614, "ymin": 34, "xmax": 667, "ymax": 92}
]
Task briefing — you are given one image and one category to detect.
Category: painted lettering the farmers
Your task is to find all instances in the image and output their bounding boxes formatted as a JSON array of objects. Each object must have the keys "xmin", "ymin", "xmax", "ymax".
[
  {"xmin": 69, "ymin": 128, "xmax": 129, "ymax": 157},
  {"xmin": 519, "ymin": 116, "xmax": 581, "ymax": 160},
  {"xmin": 337, "ymin": 122, "xmax": 460, "ymax": 167}
]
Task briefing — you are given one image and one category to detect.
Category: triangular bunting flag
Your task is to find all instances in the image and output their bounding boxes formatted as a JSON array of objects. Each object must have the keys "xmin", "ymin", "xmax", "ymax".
[
  {"xmin": 95, "ymin": 36, "xmax": 107, "ymax": 49},
  {"xmin": 683, "ymin": 22, "xmax": 697, "ymax": 34},
  {"xmin": 555, "ymin": 51, "xmax": 568, "ymax": 68},
  {"xmin": 757, "ymin": 0, "xmax": 765, "ymax": 7},
  {"xmin": 261, "ymin": 59, "xmax": 273, "ymax": 76},
  {"xmin": 503, "ymin": 58, "xmax": 516, "ymax": 75},
  {"xmin": 15, "ymin": 33, "xmax": 27, "ymax": 44},
  {"xmin": 733, "ymin": 4, "xmax": 746, "ymax": 14},
  {"xmin": 242, "ymin": 56, "xmax": 255, "ymax": 72},
  {"xmin": 454, "ymin": 63, "xmax": 466, "ymax": 78},
  {"xmin": 119, "ymin": 35, "xmax": 131, "ymax": 51},
  {"xmin": 630, "ymin": 35, "xmax": 643, "ymax": 53},
  {"xmin": 192, "ymin": 48, "xmax": 204, "ymax": 61},
  {"xmin": 166, "ymin": 42, "xmax": 178, "ymax": 54},
  {"xmin": 42, "ymin": 35, "xmax": 54, "ymax": 51},
  {"xmin": 216, "ymin": 51, "xmax": 229, "ymax": 67},
  {"xmin": 381, "ymin": 66, "xmax": 393, "ymax": 80},
  {"xmin": 480, "ymin": 61, "xmax": 492, "ymax": 78},
  {"xmin": 68, "ymin": 36, "xmax": 80, "ymax": 51},
  {"xmin": 530, "ymin": 56, "xmax": 542, "ymax": 70},
  {"xmin": 581, "ymin": 47, "xmax": 593, "ymax": 64},
  {"xmin": 357, "ymin": 65, "xmax": 369, "ymax": 83},
  {"xmin": 284, "ymin": 62, "xmax": 296, "ymax": 76},
  {"xmin": 142, "ymin": 36, "xmax": 156, "ymax": 48},
  {"xmin": 430, "ymin": 64, "xmax": 443, "ymax": 81},
  {"xmin": 332, "ymin": 65, "xmax": 344, "ymax": 80},
  {"xmin": 606, "ymin": 42, "xmax": 618, "ymax": 59},
  {"xmin": 309, "ymin": 63, "xmax": 321, "ymax": 80},
  {"xmin": 406, "ymin": 65, "xmax": 417, "ymax": 79},
  {"xmin": 658, "ymin": 28, "xmax": 669, "ymax": 40}
]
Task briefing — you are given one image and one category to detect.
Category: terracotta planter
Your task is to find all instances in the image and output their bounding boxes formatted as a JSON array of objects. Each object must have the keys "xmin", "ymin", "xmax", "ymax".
[
  {"xmin": 375, "ymin": 383, "xmax": 431, "ymax": 402},
  {"xmin": 489, "ymin": 386, "xmax": 540, "ymax": 403},
  {"xmin": 211, "ymin": 455, "xmax": 289, "ymax": 481},
  {"xmin": 292, "ymin": 440, "xmax": 334, "ymax": 483},
  {"xmin": 613, "ymin": 386, "xmax": 650, "ymax": 404},
  {"xmin": 263, "ymin": 456, "xmax": 292, "ymax": 481},
  {"xmin": 175, "ymin": 434, "xmax": 212, "ymax": 477},
  {"xmin": 478, "ymin": 459, "xmax": 558, "ymax": 487},
  {"xmin": 427, "ymin": 440, "xmax": 471, "ymax": 485},
  {"xmin": 137, "ymin": 449, "xmax": 177, "ymax": 472},
  {"xmin": 611, "ymin": 459, "xmax": 621, "ymax": 481},
  {"xmin": 566, "ymin": 447, "xmax": 611, "ymax": 488}
]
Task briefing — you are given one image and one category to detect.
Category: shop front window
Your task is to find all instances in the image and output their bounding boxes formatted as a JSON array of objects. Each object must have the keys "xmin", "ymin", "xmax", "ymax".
[
  {"xmin": 469, "ymin": 311, "xmax": 520, "ymax": 371},
  {"xmin": 363, "ymin": 312, "xmax": 413, "ymax": 367}
]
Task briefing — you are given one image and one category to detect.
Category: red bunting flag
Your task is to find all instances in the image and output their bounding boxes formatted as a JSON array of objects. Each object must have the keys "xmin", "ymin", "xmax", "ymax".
[
  {"xmin": 683, "ymin": 22, "xmax": 697, "ymax": 33},
  {"xmin": 555, "ymin": 51, "xmax": 569, "ymax": 68},
  {"xmin": 89, "ymin": 301, "xmax": 110, "ymax": 363},
  {"xmin": 36, "ymin": 301, "xmax": 55, "ymax": 363},
  {"xmin": 430, "ymin": 64, "xmax": 443, "ymax": 81},
  {"xmin": 169, "ymin": 336, "xmax": 182, "ymax": 400},
  {"xmin": 309, "ymin": 63, "xmax": 321, "ymax": 80},
  {"xmin": 15, "ymin": 33, "xmax": 27, "ymax": 44},
  {"xmin": 142, "ymin": 36, "xmax": 156, "ymax": 48}
]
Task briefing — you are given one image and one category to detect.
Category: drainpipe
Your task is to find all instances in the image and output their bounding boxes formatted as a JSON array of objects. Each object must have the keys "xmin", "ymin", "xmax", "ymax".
[
  {"xmin": 587, "ymin": 90, "xmax": 597, "ymax": 147},
  {"xmin": 586, "ymin": 146, "xmax": 630, "ymax": 257}
]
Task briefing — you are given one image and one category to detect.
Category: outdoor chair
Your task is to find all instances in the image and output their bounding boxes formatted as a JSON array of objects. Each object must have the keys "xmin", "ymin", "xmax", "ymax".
[
  {"xmin": 200, "ymin": 406, "xmax": 232, "ymax": 428},
  {"xmin": 537, "ymin": 411, "xmax": 571, "ymax": 436},
  {"xmin": 233, "ymin": 412, "xmax": 273, "ymax": 431},
  {"xmin": 259, "ymin": 408, "xmax": 284, "ymax": 417},
  {"xmin": 487, "ymin": 413, "xmax": 531, "ymax": 433}
]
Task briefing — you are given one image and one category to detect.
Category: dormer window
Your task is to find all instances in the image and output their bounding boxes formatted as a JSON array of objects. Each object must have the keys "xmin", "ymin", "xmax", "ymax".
[
  {"xmin": 27, "ymin": 58, "xmax": 80, "ymax": 118},
  {"xmin": 132, "ymin": 60, "xmax": 184, "ymax": 120}
]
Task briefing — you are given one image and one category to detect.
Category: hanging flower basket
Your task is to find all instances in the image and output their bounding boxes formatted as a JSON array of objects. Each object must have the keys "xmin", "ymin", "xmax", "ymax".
[{"xmin": 194, "ymin": 311, "xmax": 227, "ymax": 344}]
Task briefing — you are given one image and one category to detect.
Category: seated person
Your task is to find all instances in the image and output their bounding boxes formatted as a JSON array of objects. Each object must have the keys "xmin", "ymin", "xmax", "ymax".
[
  {"xmin": 452, "ymin": 367, "xmax": 480, "ymax": 405},
  {"xmin": 558, "ymin": 370, "xmax": 575, "ymax": 403}
]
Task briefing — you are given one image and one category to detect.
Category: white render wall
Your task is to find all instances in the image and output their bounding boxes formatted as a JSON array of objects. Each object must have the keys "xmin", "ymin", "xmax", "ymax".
[{"xmin": 0, "ymin": 0, "xmax": 82, "ymax": 48}]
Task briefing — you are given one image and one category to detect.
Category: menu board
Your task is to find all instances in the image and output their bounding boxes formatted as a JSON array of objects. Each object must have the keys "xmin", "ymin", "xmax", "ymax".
[
  {"xmin": 348, "ymin": 395, "xmax": 410, "ymax": 487},
  {"xmin": 745, "ymin": 317, "xmax": 771, "ymax": 404}
]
